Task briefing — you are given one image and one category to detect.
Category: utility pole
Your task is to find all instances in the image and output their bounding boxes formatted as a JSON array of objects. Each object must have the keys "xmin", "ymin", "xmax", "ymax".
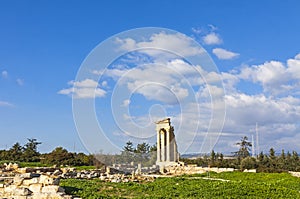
[{"xmin": 256, "ymin": 123, "xmax": 259, "ymax": 156}]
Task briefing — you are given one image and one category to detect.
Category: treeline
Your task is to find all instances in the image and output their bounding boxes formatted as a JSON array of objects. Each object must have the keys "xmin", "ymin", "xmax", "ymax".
[
  {"xmin": 0, "ymin": 139, "xmax": 96, "ymax": 166},
  {"xmin": 181, "ymin": 137, "xmax": 300, "ymax": 172},
  {"xmin": 2, "ymin": 137, "xmax": 300, "ymax": 172},
  {"xmin": 95, "ymin": 141, "xmax": 157, "ymax": 166}
]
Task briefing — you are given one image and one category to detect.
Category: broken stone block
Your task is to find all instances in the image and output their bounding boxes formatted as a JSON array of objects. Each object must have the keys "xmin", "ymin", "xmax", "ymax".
[
  {"xmin": 4, "ymin": 184, "xmax": 17, "ymax": 193},
  {"xmin": 53, "ymin": 170, "xmax": 62, "ymax": 176},
  {"xmin": 41, "ymin": 185, "xmax": 65, "ymax": 193},
  {"xmin": 22, "ymin": 173, "xmax": 40, "ymax": 179},
  {"xmin": 16, "ymin": 167, "xmax": 28, "ymax": 174},
  {"xmin": 5, "ymin": 185, "xmax": 32, "ymax": 196},
  {"xmin": 13, "ymin": 175, "xmax": 24, "ymax": 186},
  {"xmin": 22, "ymin": 177, "xmax": 39, "ymax": 186},
  {"xmin": 32, "ymin": 192, "xmax": 65, "ymax": 199},
  {"xmin": 29, "ymin": 183, "xmax": 43, "ymax": 193},
  {"xmin": 39, "ymin": 175, "xmax": 60, "ymax": 185}
]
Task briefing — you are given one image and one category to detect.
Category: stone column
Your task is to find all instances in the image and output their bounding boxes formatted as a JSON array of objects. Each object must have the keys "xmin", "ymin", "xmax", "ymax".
[
  {"xmin": 157, "ymin": 130, "xmax": 161, "ymax": 162},
  {"xmin": 161, "ymin": 131, "xmax": 165, "ymax": 162},
  {"xmin": 166, "ymin": 130, "xmax": 170, "ymax": 162},
  {"xmin": 174, "ymin": 142, "xmax": 177, "ymax": 161}
]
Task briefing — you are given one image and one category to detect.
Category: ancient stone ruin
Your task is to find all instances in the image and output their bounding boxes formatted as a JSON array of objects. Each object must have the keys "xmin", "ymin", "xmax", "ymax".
[
  {"xmin": 156, "ymin": 118, "xmax": 180, "ymax": 169},
  {"xmin": 0, "ymin": 172, "xmax": 74, "ymax": 199}
]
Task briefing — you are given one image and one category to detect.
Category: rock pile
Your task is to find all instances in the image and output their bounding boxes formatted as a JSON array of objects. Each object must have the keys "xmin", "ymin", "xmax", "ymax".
[
  {"xmin": 110, "ymin": 163, "xmax": 159, "ymax": 175},
  {"xmin": 162, "ymin": 165, "xmax": 235, "ymax": 175},
  {"xmin": 0, "ymin": 173, "xmax": 78, "ymax": 199},
  {"xmin": 99, "ymin": 173, "xmax": 155, "ymax": 183}
]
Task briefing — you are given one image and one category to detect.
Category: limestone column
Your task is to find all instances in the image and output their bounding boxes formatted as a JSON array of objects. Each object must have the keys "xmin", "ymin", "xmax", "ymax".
[
  {"xmin": 174, "ymin": 142, "xmax": 177, "ymax": 161},
  {"xmin": 161, "ymin": 131, "xmax": 165, "ymax": 162},
  {"xmin": 157, "ymin": 130, "xmax": 161, "ymax": 162},
  {"xmin": 166, "ymin": 129, "xmax": 170, "ymax": 162}
]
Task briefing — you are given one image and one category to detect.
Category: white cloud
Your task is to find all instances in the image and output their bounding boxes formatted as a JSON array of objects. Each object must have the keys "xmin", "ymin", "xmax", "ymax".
[
  {"xmin": 101, "ymin": 59, "xmax": 211, "ymax": 104},
  {"xmin": 1, "ymin": 70, "xmax": 8, "ymax": 78},
  {"xmin": 225, "ymin": 94, "xmax": 300, "ymax": 151},
  {"xmin": 122, "ymin": 99, "xmax": 131, "ymax": 107},
  {"xmin": 115, "ymin": 32, "xmax": 204, "ymax": 58},
  {"xmin": 208, "ymin": 24, "xmax": 218, "ymax": 31},
  {"xmin": 240, "ymin": 61, "xmax": 287, "ymax": 84},
  {"xmin": 237, "ymin": 55, "xmax": 300, "ymax": 95},
  {"xmin": 191, "ymin": 27, "xmax": 202, "ymax": 34},
  {"xmin": 0, "ymin": 101, "xmax": 14, "ymax": 107},
  {"xmin": 202, "ymin": 32, "xmax": 222, "ymax": 45},
  {"xmin": 101, "ymin": 81, "xmax": 108, "ymax": 88},
  {"xmin": 287, "ymin": 57, "xmax": 300, "ymax": 79},
  {"xmin": 212, "ymin": 48, "xmax": 239, "ymax": 60},
  {"xmin": 58, "ymin": 79, "xmax": 106, "ymax": 99},
  {"xmin": 16, "ymin": 78, "xmax": 24, "ymax": 86}
]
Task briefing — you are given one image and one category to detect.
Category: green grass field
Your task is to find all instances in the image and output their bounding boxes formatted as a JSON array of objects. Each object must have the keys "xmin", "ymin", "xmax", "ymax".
[{"xmin": 60, "ymin": 172, "xmax": 300, "ymax": 199}]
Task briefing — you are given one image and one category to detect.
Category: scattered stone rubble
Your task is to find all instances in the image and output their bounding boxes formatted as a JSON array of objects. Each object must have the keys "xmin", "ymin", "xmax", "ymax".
[
  {"xmin": 0, "ymin": 163, "xmax": 81, "ymax": 199},
  {"xmin": 289, "ymin": 171, "xmax": 300, "ymax": 177},
  {"xmin": 161, "ymin": 164, "xmax": 236, "ymax": 175},
  {"xmin": 0, "ymin": 162, "xmax": 158, "ymax": 199},
  {"xmin": 110, "ymin": 163, "xmax": 159, "ymax": 175},
  {"xmin": 6, "ymin": 161, "xmax": 298, "ymax": 198},
  {"xmin": 0, "ymin": 172, "xmax": 75, "ymax": 199}
]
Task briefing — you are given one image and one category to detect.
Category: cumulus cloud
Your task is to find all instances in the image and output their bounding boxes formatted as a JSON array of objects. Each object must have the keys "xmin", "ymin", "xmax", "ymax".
[
  {"xmin": 202, "ymin": 32, "xmax": 222, "ymax": 45},
  {"xmin": 99, "ymin": 59, "xmax": 216, "ymax": 104},
  {"xmin": 115, "ymin": 32, "xmax": 204, "ymax": 58},
  {"xmin": 58, "ymin": 79, "xmax": 106, "ymax": 99},
  {"xmin": 212, "ymin": 48, "xmax": 239, "ymax": 60},
  {"xmin": 237, "ymin": 55, "xmax": 300, "ymax": 95},
  {"xmin": 287, "ymin": 56, "xmax": 300, "ymax": 79}
]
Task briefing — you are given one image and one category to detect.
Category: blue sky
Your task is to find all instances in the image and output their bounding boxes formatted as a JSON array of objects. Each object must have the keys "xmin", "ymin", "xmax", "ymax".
[{"xmin": 1, "ymin": 1, "xmax": 300, "ymax": 155}]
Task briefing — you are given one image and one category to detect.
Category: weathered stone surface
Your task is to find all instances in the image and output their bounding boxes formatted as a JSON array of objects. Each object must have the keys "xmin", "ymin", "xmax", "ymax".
[
  {"xmin": 41, "ymin": 185, "xmax": 65, "ymax": 193},
  {"xmin": 243, "ymin": 169, "xmax": 256, "ymax": 173},
  {"xmin": 53, "ymin": 170, "xmax": 62, "ymax": 176},
  {"xmin": 13, "ymin": 175, "xmax": 24, "ymax": 186},
  {"xmin": 29, "ymin": 183, "xmax": 43, "ymax": 193},
  {"xmin": 4, "ymin": 185, "xmax": 32, "ymax": 196},
  {"xmin": 32, "ymin": 192, "xmax": 65, "ymax": 199},
  {"xmin": 39, "ymin": 175, "xmax": 60, "ymax": 185},
  {"xmin": 289, "ymin": 171, "xmax": 300, "ymax": 177},
  {"xmin": 22, "ymin": 177, "xmax": 39, "ymax": 186}
]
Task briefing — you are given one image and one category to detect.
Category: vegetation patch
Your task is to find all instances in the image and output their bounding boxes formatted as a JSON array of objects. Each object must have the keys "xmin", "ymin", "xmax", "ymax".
[{"xmin": 61, "ymin": 172, "xmax": 300, "ymax": 199}]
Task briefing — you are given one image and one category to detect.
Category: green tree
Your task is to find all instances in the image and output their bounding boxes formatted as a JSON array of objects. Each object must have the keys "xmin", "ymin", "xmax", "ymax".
[
  {"xmin": 235, "ymin": 136, "xmax": 252, "ymax": 159},
  {"xmin": 240, "ymin": 157, "xmax": 258, "ymax": 170},
  {"xmin": 291, "ymin": 151, "xmax": 300, "ymax": 171},
  {"xmin": 9, "ymin": 142, "xmax": 23, "ymax": 161},
  {"xmin": 210, "ymin": 150, "xmax": 216, "ymax": 166},
  {"xmin": 42, "ymin": 147, "xmax": 74, "ymax": 166},
  {"xmin": 135, "ymin": 142, "xmax": 150, "ymax": 154},
  {"xmin": 22, "ymin": 138, "xmax": 42, "ymax": 162},
  {"xmin": 268, "ymin": 148, "xmax": 278, "ymax": 170},
  {"xmin": 121, "ymin": 141, "xmax": 135, "ymax": 164},
  {"xmin": 123, "ymin": 141, "xmax": 134, "ymax": 152},
  {"xmin": 278, "ymin": 149, "xmax": 286, "ymax": 170}
]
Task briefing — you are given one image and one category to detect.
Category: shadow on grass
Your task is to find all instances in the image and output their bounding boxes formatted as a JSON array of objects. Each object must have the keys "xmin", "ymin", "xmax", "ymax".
[{"xmin": 62, "ymin": 186, "xmax": 82, "ymax": 195}]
